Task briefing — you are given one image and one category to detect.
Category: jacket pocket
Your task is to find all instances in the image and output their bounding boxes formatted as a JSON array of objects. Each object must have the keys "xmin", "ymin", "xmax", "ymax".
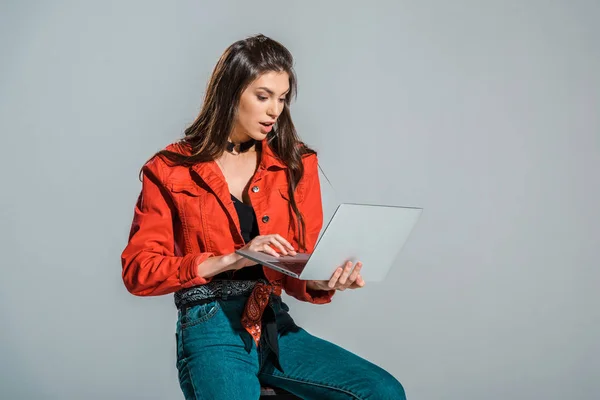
[
  {"xmin": 168, "ymin": 182, "xmax": 204, "ymax": 222},
  {"xmin": 277, "ymin": 185, "xmax": 304, "ymax": 203},
  {"xmin": 169, "ymin": 182, "xmax": 203, "ymax": 197},
  {"xmin": 167, "ymin": 181, "xmax": 207, "ymax": 253}
]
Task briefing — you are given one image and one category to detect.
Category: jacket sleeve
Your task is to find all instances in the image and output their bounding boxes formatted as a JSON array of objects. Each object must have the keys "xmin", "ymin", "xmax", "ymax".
[
  {"xmin": 283, "ymin": 154, "xmax": 335, "ymax": 304},
  {"xmin": 121, "ymin": 158, "xmax": 214, "ymax": 296}
]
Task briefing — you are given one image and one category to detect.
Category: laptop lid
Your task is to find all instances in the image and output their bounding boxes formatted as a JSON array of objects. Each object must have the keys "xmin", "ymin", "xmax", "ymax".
[{"xmin": 236, "ymin": 203, "xmax": 422, "ymax": 282}]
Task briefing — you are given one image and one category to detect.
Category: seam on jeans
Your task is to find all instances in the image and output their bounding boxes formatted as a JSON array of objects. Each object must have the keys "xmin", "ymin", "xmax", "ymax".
[
  {"xmin": 259, "ymin": 372, "xmax": 363, "ymax": 399},
  {"xmin": 184, "ymin": 361, "xmax": 200, "ymax": 400}
]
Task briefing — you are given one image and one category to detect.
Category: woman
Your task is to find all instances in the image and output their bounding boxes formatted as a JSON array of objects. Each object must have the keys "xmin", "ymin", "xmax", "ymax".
[{"xmin": 121, "ymin": 34, "xmax": 406, "ymax": 400}]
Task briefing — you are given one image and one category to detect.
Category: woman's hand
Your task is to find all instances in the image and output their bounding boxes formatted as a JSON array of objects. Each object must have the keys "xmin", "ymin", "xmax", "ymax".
[
  {"xmin": 306, "ymin": 261, "xmax": 365, "ymax": 291},
  {"xmin": 231, "ymin": 234, "xmax": 297, "ymax": 269}
]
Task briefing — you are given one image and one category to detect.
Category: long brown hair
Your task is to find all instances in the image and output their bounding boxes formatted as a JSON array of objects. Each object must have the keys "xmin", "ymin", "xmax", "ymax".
[{"xmin": 150, "ymin": 34, "xmax": 315, "ymax": 251}]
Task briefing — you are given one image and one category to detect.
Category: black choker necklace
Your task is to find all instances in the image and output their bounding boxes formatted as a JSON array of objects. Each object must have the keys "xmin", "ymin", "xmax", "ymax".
[{"xmin": 226, "ymin": 139, "xmax": 256, "ymax": 154}]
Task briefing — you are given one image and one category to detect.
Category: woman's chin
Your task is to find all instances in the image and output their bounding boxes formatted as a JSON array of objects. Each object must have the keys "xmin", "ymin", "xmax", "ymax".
[{"xmin": 252, "ymin": 131, "xmax": 268, "ymax": 140}]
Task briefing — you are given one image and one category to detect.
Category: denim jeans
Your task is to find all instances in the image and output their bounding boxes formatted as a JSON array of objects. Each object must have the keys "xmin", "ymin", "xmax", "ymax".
[{"xmin": 175, "ymin": 295, "xmax": 406, "ymax": 399}]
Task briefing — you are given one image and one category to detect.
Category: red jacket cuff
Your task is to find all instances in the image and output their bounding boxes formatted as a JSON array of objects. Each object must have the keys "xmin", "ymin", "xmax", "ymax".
[
  {"xmin": 179, "ymin": 253, "xmax": 213, "ymax": 288},
  {"xmin": 284, "ymin": 277, "xmax": 335, "ymax": 304}
]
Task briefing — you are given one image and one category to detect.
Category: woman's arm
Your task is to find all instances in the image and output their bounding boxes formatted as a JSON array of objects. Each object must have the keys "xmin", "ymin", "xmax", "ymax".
[{"xmin": 121, "ymin": 158, "xmax": 229, "ymax": 296}]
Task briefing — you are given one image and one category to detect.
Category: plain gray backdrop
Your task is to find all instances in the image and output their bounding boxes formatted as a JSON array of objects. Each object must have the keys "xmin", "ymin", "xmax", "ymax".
[{"xmin": 1, "ymin": 1, "xmax": 598, "ymax": 399}]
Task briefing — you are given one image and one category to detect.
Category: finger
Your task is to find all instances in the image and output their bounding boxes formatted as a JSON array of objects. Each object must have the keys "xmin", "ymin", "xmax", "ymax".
[
  {"xmin": 338, "ymin": 261, "xmax": 354, "ymax": 286},
  {"xmin": 274, "ymin": 234, "xmax": 296, "ymax": 254},
  {"xmin": 355, "ymin": 275, "xmax": 366, "ymax": 287},
  {"xmin": 262, "ymin": 243, "xmax": 281, "ymax": 257},
  {"xmin": 349, "ymin": 275, "xmax": 365, "ymax": 289},
  {"xmin": 268, "ymin": 237, "xmax": 288, "ymax": 255},
  {"xmin": 347, "ymin": 261, "xmax": 363, "ymax": 284},
  {"xmin": 249, "ymin": 237, "xmax": 274, "ymax": 253},
  {"xmin": 328, "ymin": 267, "xmax": 343, "ymax": 289}
]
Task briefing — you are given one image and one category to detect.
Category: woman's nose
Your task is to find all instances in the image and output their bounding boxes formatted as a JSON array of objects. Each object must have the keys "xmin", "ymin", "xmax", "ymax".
[{"xmin": 267, "ymin": 101, "xmax": 281, "ymax": 117}]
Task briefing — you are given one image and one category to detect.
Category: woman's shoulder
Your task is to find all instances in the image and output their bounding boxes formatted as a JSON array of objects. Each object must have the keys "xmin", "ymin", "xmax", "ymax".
[
  {"xmin": 141, "ymin": 141, "xmax": 192, "ymax": 179},
  {"xmin": 299, "ymin": 146, "xmax": 318, "ymax": 170},
  {"xmin": 297, "ymin": 142, "xmax": 318, "ymax": 162},
  {"xmin": 164, "ymin": 140, "xmax": 192, "ymax": 154}
]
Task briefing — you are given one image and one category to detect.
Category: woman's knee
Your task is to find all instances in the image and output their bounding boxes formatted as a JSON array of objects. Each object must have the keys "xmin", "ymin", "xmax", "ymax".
[
  {"xmin": 361, "ymin": 368, "xmax": 406, "ymax": 399},
  {"xmin": 375, "ymin": 372, "xmax": 406, "ymax": 399}
]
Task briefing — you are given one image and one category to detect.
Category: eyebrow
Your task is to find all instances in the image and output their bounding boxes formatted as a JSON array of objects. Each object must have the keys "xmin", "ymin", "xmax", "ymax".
[{"xmin": 256, "ymin": 87, "xmax": 290, "ymax": 96}]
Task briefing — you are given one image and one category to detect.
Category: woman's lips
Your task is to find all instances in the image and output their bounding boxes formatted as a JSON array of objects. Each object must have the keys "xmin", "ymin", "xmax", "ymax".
[{"xmin": 259, "ymin": 122, "xmax": 273, "ymax": 133}]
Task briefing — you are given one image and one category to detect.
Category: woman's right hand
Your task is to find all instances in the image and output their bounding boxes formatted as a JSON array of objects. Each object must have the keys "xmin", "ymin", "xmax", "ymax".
[{"xmin": 231, "ymin": 234, "xmax": 297, "ymax": 269}]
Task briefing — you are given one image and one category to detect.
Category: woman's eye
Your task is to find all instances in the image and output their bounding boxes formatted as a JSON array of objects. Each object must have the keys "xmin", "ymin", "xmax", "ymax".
[
  {"xmin": 279, "ymin": 98, "xmax": 286, "ymax": 103},
  {"xmin": 257, "ymin": 96, "xmax": 268, "ymax": 101}
]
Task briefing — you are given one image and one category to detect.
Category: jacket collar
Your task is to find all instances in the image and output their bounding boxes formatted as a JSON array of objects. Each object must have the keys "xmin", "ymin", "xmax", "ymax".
[
  {"xmin": 183, "ymin": 138, "xmax": 287, "ymax": 245},
  {"xmin": 258, "ymin": 138, "xmax": 287, "ymax": 170},
  {"xmin": 188, "ymin": 138, "xmax": 286, "ymax": 185}
]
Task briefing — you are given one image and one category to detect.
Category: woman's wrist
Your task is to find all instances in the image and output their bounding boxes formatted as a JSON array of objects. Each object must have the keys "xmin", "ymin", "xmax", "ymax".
[
  {"xmin": 220, "ymin": 252, "xmax": 243, "ymax": 270},
  {"xmin": 197, "ymin": 252, "xmax": 242, "ymax": 279},
  {"xmin": 306, "ymin": 280, "xmax": 326, "ymax": 291}
]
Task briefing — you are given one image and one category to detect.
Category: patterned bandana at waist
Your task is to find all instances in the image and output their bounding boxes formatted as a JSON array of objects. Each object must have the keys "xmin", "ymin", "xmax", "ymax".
[
  {"xmin": 240, "ymin": 280, "xmax": 283, "ymax": 346},
  {"xmin": 174, "ymin": 279, "xmax": 283, "ymax": 348}
]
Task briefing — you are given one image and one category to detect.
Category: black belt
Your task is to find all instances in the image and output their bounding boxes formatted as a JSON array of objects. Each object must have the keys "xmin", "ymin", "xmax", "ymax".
[{"xmin": 174, "ymin": 279, "xmax": 266, "ymax": 310}]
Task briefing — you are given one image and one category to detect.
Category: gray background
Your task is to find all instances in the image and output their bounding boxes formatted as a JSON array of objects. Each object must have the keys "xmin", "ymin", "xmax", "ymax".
[{"xmin": 1, "ymin": 1, "xmax": 598, "ymax": 399}]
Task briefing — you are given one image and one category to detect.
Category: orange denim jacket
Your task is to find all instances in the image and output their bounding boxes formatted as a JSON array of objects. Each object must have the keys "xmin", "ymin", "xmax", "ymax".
[{"xmin": 121, "ymin": 139, "xmax": 334, "ymax": 304}]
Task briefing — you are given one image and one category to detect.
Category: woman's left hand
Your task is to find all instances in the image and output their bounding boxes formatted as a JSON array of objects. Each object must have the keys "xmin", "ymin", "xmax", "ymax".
[{"xmin": 306, "ymin": 261, "xmax": 365, "ymax": 291}]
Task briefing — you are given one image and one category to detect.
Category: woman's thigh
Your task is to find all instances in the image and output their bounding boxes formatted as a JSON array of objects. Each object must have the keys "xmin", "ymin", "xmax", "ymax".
[
  {"xmin": 176, "ymin": 299, "xmax": 261, "ymax": 400},
  {"xmin": 259, "ymin": 327, "xmax": 406, "ymax": 400}
]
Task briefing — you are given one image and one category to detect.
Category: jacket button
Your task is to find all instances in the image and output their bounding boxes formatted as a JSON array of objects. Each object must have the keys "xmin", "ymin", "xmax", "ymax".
[
  {"xmin": 252, "ymin": 186, "xmax": 259, "ymax": 193},
  {"xmin": 262, "ymin": 215, "xmax": 270, "ymax": 223}
]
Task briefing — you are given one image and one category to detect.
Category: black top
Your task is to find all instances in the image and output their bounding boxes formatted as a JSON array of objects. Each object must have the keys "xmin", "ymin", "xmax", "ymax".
[
  {"xmin": 232, "ymin": 194, "xmax": 260, "ymax": 243},
  {"xmin": 216, "ymin": 194, "xmax": 265, "ymax": 280}
]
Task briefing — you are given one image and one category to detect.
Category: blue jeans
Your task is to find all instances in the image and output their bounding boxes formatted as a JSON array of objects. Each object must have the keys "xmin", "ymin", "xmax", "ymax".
[{"xmin": 175, "ymin": 295, "xmax": 406, "ymax": 399}]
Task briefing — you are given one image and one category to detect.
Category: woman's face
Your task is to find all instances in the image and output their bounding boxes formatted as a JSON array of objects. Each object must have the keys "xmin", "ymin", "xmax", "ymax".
[{"xmin": 230, "ymin": 71, "xmax": 290, "ymax": 143}]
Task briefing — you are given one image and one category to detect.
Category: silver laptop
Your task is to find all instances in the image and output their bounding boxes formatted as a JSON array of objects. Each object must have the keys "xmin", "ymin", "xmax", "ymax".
[{"xmin": 235, "ymin": 203, "xmax": 422, "ymax": 282}]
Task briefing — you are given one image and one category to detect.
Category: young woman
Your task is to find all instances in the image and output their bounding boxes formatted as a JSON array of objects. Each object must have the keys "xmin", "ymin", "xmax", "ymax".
[{"xmin": 121, "ymin": 34, "xmax": 406, "ymax": 400}]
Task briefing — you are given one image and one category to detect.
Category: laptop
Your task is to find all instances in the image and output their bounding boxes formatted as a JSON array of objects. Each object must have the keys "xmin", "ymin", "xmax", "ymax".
[{"xmin": 235, "ymin": 203, "xmax": 422, "ymax": 282}]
